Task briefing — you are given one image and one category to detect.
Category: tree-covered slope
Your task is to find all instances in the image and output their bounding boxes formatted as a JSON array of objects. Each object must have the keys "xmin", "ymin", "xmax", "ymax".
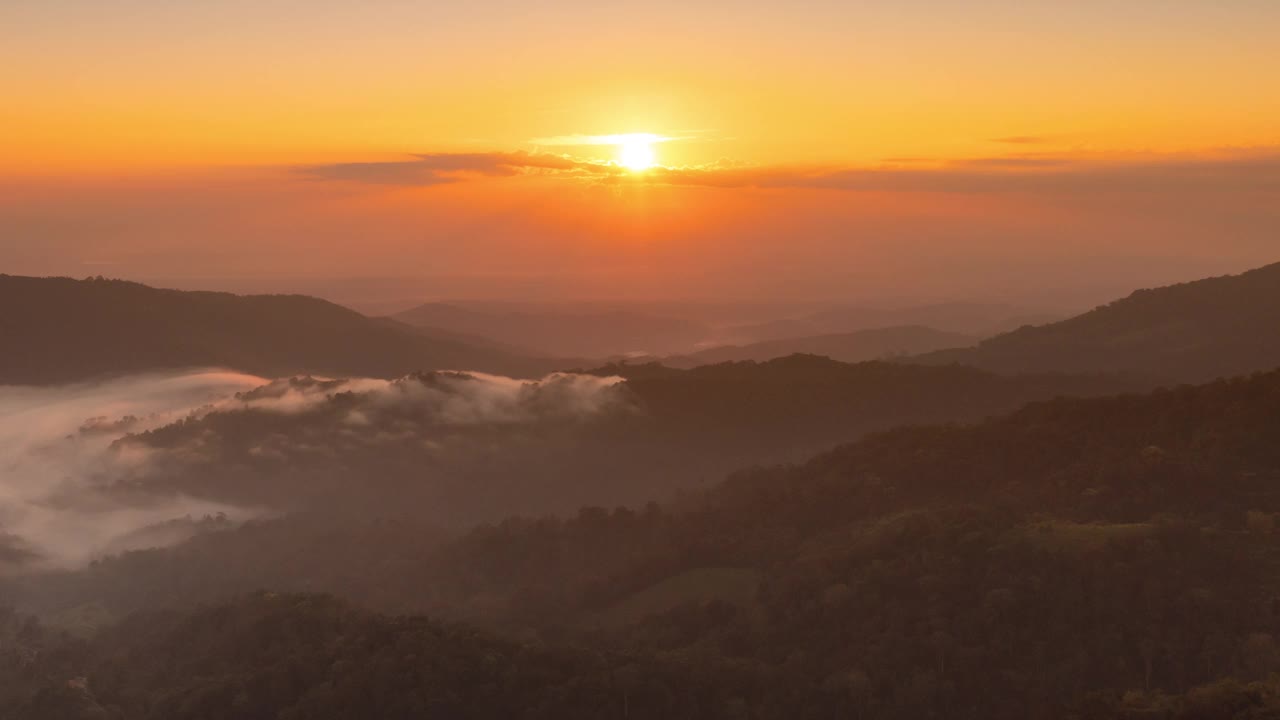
[{"xmin": 915, "ymin": 261, "xmax": 1280, "ymax": 382}]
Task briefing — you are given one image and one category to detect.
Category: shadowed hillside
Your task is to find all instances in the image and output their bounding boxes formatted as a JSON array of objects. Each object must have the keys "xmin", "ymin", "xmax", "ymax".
[
  {"xmin": 0, "ymin": 275, "xmax": 570, "ymax": 384},
  {"xmin": 914, "ymin": 261, "xmax": 1280, "ymax": 382},
  {"xmin": 75, "ymin": 357, "xmax": 1142, "ymax": 527},
  {"xmin": 0, "ymin": 354, "xmax": 1145, "ymax": 576},
  {"xmin": 0, "ymin": 593, "xmax": 786, "ymax": 720},
  {"xmin": 10, "ymin": 368, "xmax": 1280, "ymax": 718}
]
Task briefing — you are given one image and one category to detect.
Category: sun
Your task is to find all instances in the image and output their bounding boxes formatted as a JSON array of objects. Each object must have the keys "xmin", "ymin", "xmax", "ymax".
[{"xmin": 617, "ymin": 135, "xmax": 656, "ymax": 171}]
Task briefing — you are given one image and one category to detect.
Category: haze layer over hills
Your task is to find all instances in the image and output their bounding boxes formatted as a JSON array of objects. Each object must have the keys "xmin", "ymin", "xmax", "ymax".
[
  {"xmin": 8, "ymin": 356, "xmax": 1280, "ymax": 719},
  {"xmin": 392, "ymin": 299, "xmax": 1054, "ymax": 361},
  {"xmin": 5, "ymin": 262, "xmax": 1280, "ymax": 719},
  {"xmin": 716, "ymin": 302, "xmax": 1059, "ymax": 347},
  {"xmin": 0, "ymin": 356, "xmax": 1140, "ymax": 572},
  {"xmin": 664, "ymin": 325, "xmax": 977, "ymax": 367},
  {"xmin": 392, "ymin": 301, "xmax": 712, "ymax": 358}
]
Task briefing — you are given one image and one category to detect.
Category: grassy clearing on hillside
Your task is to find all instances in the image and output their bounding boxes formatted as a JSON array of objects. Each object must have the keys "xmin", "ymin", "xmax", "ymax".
[
  {"xmin": 585, "ymin": 567, "xmax": 762, "ymax": 629},
  {"xmin": 44, "ymin": 602, "xmax": 115, "ymax": 638},
  {"xmin": 1021, "ymin": 520, "xmax": 1156, "ymax": 552}
]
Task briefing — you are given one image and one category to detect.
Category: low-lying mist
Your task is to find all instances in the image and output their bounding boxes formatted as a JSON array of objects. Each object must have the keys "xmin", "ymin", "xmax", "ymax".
[
  {"xmin": 0, "ymin": 369, "xmax": 632, "ymax": 571},
  {"xmin": 1, "ymin": 357, "xmax": 1144, "ymax": 575},
  {"xmin": 0, "ymin": 371, "xmax": 267, "ymax": 570}
]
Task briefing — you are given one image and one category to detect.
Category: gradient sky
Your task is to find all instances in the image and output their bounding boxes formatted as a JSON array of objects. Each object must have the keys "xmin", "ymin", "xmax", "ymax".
[{"xmin": 3, "ymin": 0, "xmax": 1278, "ymax": 309}]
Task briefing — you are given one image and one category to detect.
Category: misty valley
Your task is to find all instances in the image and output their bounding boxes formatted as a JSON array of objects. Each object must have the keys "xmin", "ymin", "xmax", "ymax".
[
  {"xmin": 0, "ymin": 264, "xmax": 1279, "ymax": 719},
  {"xmin": 6, "ymin": 2, "xmax": 1280, "ymax": 711}
]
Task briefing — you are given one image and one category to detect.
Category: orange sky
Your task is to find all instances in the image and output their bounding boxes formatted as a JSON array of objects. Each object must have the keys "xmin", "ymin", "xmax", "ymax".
[{"xmin": 2, "ymin": 1, "xmax": 1278, "ymax": 307}]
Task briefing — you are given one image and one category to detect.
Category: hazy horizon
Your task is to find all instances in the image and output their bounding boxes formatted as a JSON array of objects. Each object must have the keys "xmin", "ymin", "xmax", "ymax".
[
  {"xmin": 5, "ymin": 2, "xmax": 1278, "ymax": 314},
  {"xmin": 39, "ymin": 257, "xmax": 1265, "ymax": 318}
]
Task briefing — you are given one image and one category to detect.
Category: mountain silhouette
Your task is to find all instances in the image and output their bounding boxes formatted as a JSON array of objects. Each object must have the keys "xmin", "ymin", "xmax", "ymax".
[
  {"xmin": 718, "ymin": 302, "xmax": 1059, "ymax": 345},
  {"xmin": 913, "ymin": 261, "xmax": 1280, "ymax": 382},
  {"xmin": 0, "ymin": 275, "xmax": 570, "ymax": 384},
  {"xmin": 666, "ymin": 325, "xmax": 976, "ymax": 366}
]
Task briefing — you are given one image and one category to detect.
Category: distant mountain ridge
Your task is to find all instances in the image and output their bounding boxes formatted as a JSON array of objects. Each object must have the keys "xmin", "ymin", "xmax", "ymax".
[
  {"xmin": 913, "ymin": 261, "xmax": 1280, "ymax": 382},
  {"xmin": 0, "ymin": 275, "xmax": 569, "ymax": 384},
  {"xmin": 665, "ymin": 325, "xmax": 977, "ymax": 367},
  {"xmin": 393, "ymin": 301, "xmax": 710, "ymax": 358},
  {"xmin": 717, "ymin": 301, "xmax": 1060, "ymax": 346}
]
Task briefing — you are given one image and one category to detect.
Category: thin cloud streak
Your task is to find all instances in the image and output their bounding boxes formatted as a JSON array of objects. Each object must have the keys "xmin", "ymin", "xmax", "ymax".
[
  {"xmin": 299, "ymin": 149, "xmax": 1280, "ymax": 195},
  {"xmin": 299, "ymin": 151, "xmax": 594, "ymax": 186}
]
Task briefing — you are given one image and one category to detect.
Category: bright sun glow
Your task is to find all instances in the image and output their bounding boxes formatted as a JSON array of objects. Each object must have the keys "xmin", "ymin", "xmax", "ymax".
[{"xmin": 617, "ymin": 134, "xmax": 656, "ymax": 171}]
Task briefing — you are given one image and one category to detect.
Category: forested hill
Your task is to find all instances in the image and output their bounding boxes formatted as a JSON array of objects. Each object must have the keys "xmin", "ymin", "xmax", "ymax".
[
  {"xmin": 93, "ymin": 356, "xmax": 1143, "ymax": 525},
  {"xmin": 0, "ymin": 593, "xmax": 777, "ymax": 720},
  {"xmin": 914, "ymin": 261, "xmax": 1280, "ymax": 382},
  {"xmin": 0, "ymin": 275, "xmax": 568, "ymax": 384},
  {"xmin": 393, "ymin": 366, "xmax": 1280, "ymax": 632},
  {"xmin": 591, "ymin": 353, "xmax": 1145, "ymax": 434},
  {"xmin": 10, "ymin": 369, "xmax": 1280, "ymax": 717},
  {"xmin": 11, "ymin": 590, "xmax": 1280, "ymax": 720}
]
